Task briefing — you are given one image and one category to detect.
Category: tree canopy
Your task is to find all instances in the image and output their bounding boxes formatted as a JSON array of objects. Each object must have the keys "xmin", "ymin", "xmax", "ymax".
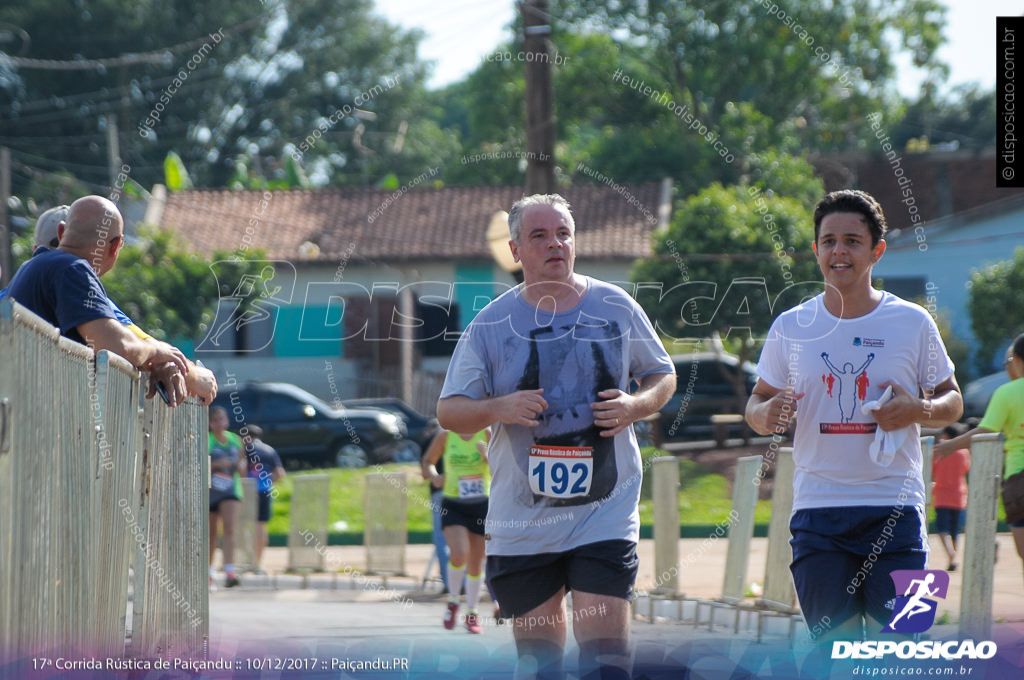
[
  {"xmin": 0, "ymin": 0, "xmax": 441, "ymax": 195},
  {"xmin": 968, "ymin": 247, "xmax": 1024, "ymax": 373},
  {"xmin": 101, "ymin": 225, "xmax": 266, "ymax": 343},
  {"xmin": 555, "ymin": 0, "xmax": 948, "ymax": 149},
  {"xmin": 633, "ymin": 153, "xmax": 824, "ymax": 348}
]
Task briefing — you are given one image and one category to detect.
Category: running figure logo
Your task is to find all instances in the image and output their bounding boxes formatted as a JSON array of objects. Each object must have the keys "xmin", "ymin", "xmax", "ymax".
[
  {"xmin": 882, "ymin": 570, "xmax": 949, "ymax": 634},
  {"xmin": 196, "ymin": 260, "xmax": 296, "ymax": 352},
  {"xmin": 821, "ymin": 351, "xmax": 875, "ymax": 422}
]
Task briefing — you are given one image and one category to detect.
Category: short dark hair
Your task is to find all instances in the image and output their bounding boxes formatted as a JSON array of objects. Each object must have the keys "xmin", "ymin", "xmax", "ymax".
[
  {"xmin": 813, "ymin": 190, "xmax": 887, "ymax": 246},
  {"xmin": 1012, "ymin": 333, "xmax": 1024, "ymax": 361}
]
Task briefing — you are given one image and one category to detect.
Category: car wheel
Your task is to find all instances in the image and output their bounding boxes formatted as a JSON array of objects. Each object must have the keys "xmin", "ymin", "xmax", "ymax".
[
  {"xmin": 392, "ymin": 439, "xmax": 421, "ymax": 463},
  {"xmin": 334, "ymin": 442, "xmax": 369, "ymax": 468}
]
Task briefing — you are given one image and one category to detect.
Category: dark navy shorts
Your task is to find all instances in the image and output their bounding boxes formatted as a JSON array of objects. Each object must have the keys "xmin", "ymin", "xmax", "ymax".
[
  {"xmin": 933, "ymin": 507, "xmax": 965, "ymax": 540},
  {"xmin": 486, "ymin": 539, "xmax": 638, "ymax": 618},
  {"xmin": 257, "ymin": 491, "xmax": 272, "ymax": 522},
  {"xmin": 790, "ymin": 505, "xmax": 928, "ymax": 634},
  {"xmin": 440, "ymin": 497, "xmax": 488, "ymax": 536}
]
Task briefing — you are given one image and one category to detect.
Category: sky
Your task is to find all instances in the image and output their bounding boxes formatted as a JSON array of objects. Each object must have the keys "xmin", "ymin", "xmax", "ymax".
[{"xmin": 374, "ymin": 0, "xmax": 1000, "ymax": 97}]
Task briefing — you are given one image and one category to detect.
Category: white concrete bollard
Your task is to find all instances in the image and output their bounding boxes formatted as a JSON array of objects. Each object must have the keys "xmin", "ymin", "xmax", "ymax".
[
  {"xmin": 722, "ymin": 455, "xmax": 763, "ymax": 602},
  {"xmin": 959, "ymin": 432, "xmax": 1003, "ymax": 640},
  {"xmin": 652, "ymin": 456, "xmax": 680, "ymax": 594}
]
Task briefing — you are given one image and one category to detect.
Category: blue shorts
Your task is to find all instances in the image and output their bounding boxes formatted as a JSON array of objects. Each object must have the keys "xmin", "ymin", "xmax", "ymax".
[
  {"xmin": 486, "ymin": 539, "xmax": 638, "ymax": 618},
  {"xmin": 934, "ymin": 507, "xmax": 965, "ymax": 540},
  {"xmin": 790, "ymin": 505, "xmax": 928, "ymax": 634},
  {"xmin": 1011, "ymin": 518, "xmax": 1024, "ymax": 528}
]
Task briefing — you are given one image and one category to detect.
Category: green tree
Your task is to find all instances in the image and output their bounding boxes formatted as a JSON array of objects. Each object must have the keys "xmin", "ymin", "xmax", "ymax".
[
  {"xmin": 196, "ymin": 0, "xmax": 445, "ymax": 188},
  {"xmin": 102, "ymin": 225, "xmax": 265, "ymax": 343},
  {"xmin": 632, "ymin": 153, "xmax": 824, "ymax": 410},
  {"xmin": 557, "ymin": 0, "xmax": 948, "ymax": 151},
  {"xmin": 437, "ymin": 1, "xmax": 949, "ymax": 191},
  {"xmin": 0, "ymin": 0, "xmax": 437, "ymax": 192},
  {"xmin": 0, "ymin": 0, "xmax": 261, "ymax": 192},
  {"xmin": 892, "ymin": 84, "xmax": 996, "ymax": 152},
  {"xmin": 968, "ymin": 247, "xmax": 1024, "ymax": 373},
  {"xmin": 439, "ymin": 30, "xmax": 789, "ymax": 190}
]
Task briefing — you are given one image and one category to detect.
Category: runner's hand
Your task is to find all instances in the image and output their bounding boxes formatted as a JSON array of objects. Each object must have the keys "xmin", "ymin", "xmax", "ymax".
[
  {"xmin": 755, "ymin": 387, "xmax": 803, "ymax": 434},
  {"xmin": 592, "ymin": 388, "xmax": 636, "ymax": 438},
  {"xmin": 872, "ymin": 383, "xmax": 922, "ymax": 431},
  {"xmin": 498, "ymin": 389, "xmax": 547, "ymax": 427}
]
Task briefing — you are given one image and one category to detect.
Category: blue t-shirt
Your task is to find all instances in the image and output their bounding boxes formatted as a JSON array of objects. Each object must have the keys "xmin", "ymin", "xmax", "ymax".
[
  {"xmin": 440, "ymin": 276, "xmax": 674, "ymax": 555},
  {"xmin": 2, "ymin": 247, "xmax": 136, "ymax": 329},
  {"xmin": 245, "ymin": 440, "xmax": 283, "ymax": 493},
  {"xmin": 1, "ymin": 249, "xmax": 117, "ymax": 344}
]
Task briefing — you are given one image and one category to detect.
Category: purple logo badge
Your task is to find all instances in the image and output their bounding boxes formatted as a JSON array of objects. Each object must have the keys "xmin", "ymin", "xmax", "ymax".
[{"xmin": 882, "ymin": 570, "xmax": 949, "ymax": 634}]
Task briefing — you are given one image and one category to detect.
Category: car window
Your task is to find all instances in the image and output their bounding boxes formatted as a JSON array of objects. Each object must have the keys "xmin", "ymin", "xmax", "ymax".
[
  {"xmin": 218, "ymin": 391, "xmax": 260, "ymax": 422},
  {"xmin": 262, "ymin": 393, "xmax": 315, "ymax": 420},
  {"xmin": 701, "ymin": 360, "xmax": 733, "ymax": 388},
  {"xmin": 675, "ymin": 359, "xmax": 729, "ymax": 389},
  {"xmin": 671, "ymin": 355, "xmax": 758, "ymax": 396}
]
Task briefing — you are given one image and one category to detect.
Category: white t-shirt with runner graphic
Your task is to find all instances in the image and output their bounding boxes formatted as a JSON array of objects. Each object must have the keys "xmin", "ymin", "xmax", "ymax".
[
  {"xmin": 440, "ymin": 277, "xmax": 674, "ymax": 556},
  {"xmin": 757, "ymin": 292, "xmax": 955, "ymax": 511}
]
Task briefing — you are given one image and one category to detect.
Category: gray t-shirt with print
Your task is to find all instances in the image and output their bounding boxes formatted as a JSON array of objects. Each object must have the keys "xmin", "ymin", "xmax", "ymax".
[{"xmin": 440, "ymin": 277, "xmax": 674, "ymax": 555}]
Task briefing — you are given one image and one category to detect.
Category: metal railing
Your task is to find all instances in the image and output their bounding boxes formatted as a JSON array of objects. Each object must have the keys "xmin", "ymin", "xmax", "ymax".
[{"xmin": 0, "ymin": 299, "xmax": 208, "ymax": 661}]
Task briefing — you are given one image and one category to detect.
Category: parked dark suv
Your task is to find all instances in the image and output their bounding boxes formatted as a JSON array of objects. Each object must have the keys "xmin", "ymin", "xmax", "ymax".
[
  {"xmin": 657, "ymin": 352, "xmax": 759, "ymax": 441},
  {"xmin": 344, "ymin": 398, "xmax": 436, "ymax": 455},
  {"xmin": 211, "ymin": 382, "xmax": 410, "ymax": 469}
]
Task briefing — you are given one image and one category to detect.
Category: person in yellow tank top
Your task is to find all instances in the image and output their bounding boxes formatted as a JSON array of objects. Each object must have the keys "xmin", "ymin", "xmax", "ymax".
[{"xmin": 422, "ymin": 427, "xmax": 490, "ymax": 633}]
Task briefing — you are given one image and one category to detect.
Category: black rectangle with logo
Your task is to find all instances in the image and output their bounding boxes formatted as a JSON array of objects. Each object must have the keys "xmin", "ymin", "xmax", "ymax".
[{"xmin": 998, "ymin": 16, "xmax": 1024, "ymax": 187}]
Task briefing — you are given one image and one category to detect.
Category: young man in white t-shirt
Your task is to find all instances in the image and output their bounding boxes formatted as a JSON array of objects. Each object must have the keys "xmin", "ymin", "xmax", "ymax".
[{"xmin": 745, "ymin": 190, "xmax": 963, "ymax": 643}]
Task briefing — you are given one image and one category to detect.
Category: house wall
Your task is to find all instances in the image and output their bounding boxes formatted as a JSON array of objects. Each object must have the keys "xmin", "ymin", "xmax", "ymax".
[{"xmin": 872, "ymin": 205, "xmax": 1024, "ymax": 371}]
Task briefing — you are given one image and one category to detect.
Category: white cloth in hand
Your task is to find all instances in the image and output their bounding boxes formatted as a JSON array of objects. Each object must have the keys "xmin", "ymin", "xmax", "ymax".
[{"xmin": 860, "ymin": 385, "xmax": 908, "ymax": 466}]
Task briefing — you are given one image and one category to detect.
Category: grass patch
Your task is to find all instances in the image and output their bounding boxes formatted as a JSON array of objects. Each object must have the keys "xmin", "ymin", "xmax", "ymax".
[
  {"xmin": 264, "ymin": 448, "xmax": 773, "ymax": 538},
  {"xmin": 264, "ymin": 462, "xmax": 430, "ymax": 536},
  {"xmin": 637, "ymin": 448, "xmax": 773, "ymax": 528}
]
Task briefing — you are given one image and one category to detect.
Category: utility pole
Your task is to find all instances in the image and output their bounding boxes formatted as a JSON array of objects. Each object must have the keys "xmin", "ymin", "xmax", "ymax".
[
  {"xmin": 105, "ymin": 115, "xmax": 121, "ymax": 192},
  {"xmin": 0, "ymin": 147, "xmax": 10, "ymax": 287},
  {"xmin": 521, "ymin": 0, "xmax": 555, "ymax": 195}
]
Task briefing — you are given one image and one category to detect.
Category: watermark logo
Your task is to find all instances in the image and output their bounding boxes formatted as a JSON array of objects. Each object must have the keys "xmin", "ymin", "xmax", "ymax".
[
  {"xmin": 196, "ymin": 260, "xmax": 296, "ymax": 352},
  {"xmin": 834, "ymin": 569, "xmax": 997, "ymax": 660},
  {"xmin": 881, "ymin": 569, "xmax": 948, "ymax": 634}
]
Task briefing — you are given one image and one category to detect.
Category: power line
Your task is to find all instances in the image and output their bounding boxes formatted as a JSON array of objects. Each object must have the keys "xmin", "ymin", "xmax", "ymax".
[
  {"xmin": 0, "ymin": 65, "xmax": 224, "ymax": 116},
  {"xmin": 0, "ymin": 68, "xmax": 227, "ymax": 125},
  {"xmin": 0, "ymin": 14, "xmax": 267, "ymax": 71}
]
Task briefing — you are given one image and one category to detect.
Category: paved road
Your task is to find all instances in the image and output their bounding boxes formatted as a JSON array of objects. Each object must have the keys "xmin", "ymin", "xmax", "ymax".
[{"xmin": 201, "ymin": 543, "xmax": 1024, "ymax": 680}]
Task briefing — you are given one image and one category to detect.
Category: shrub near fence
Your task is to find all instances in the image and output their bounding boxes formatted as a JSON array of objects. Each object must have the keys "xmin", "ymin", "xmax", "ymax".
[{"xmin": 0, "ymin": 299, "xmax": 208, "ymax": 662}]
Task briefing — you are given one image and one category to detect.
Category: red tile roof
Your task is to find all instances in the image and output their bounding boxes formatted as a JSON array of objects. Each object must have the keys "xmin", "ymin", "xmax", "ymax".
[{"xmin": 158, "ymin": 184, "xmax": 664, "ymax": 263}]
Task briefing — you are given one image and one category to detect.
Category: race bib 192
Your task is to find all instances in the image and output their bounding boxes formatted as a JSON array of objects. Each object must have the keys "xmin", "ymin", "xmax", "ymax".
[{"xmin": 529, "ymin": 445, "xmax": 593, "ymax": 499}]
